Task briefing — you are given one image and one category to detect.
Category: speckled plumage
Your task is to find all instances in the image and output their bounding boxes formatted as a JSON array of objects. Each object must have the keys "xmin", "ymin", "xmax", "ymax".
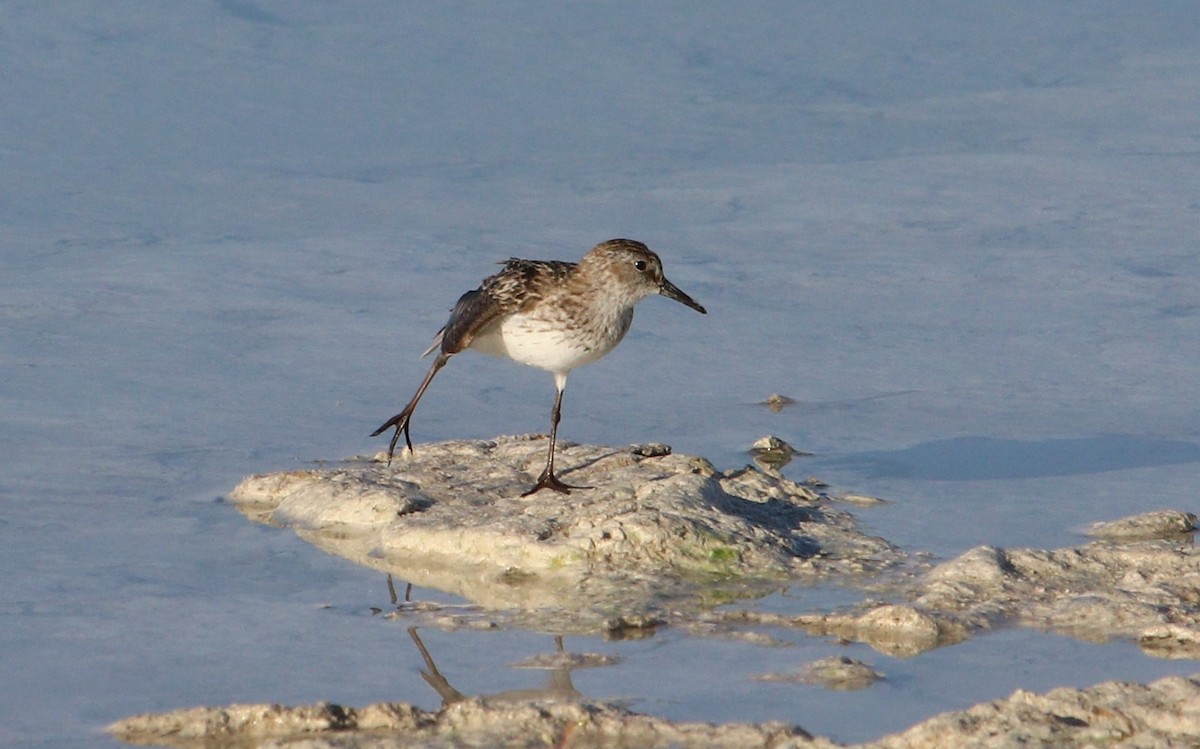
[{"xmin": 373, "ymin": 238, "xmax": 706, "ymax": 495}]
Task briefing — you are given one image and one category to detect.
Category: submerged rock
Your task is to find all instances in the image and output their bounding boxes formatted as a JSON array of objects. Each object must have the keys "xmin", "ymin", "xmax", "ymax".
[
  {"xmin": 750, "ymin": 434, "xmax": 806, "ymax": 472},
  {"xmin": 227, "ymin": 437, "xmax": 901, "ymax": 631},
  {"xmin": 735, "ymin": 603, "xmax": 969, "ymax": 658},
  {"xmin": 757, "ymin": 393, "xmax": 797, "ymax": 412},
  {"xmin": 812, "ymin": 604, "xmax": 968, "ymax": 657},
  {"xmin": 755, "ymin": 655, "xmax": 884, "ymax": 691}
]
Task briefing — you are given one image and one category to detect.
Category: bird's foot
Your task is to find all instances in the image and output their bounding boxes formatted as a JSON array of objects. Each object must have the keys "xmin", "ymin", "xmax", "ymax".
[
  {"xmin": 370, "ymin": 410, "xmax": 415, "ymax": 464},
  {"xmin": 522, "ymin": 469, "xmax": 589, "ymax": 496}
]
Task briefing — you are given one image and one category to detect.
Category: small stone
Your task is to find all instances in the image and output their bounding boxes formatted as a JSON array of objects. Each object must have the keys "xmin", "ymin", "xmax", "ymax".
[
  {"xmin": 758, "ymin": 393, "xmax": 796, "ymax": 412},
  {"xmin": 604, "ymin": 614, "xmax": 664, "ymax": 639},
  {"xmin": 750, "ymin": 435, "xmax": 808, "ymax": 472},
  {"xmin": 853, "ymin": 604, "xmax": 947, "ymax": 656},
  {"xmin": 752, "ymin": 435, "xmax": 795, "ymax": 454},
  {"xmin": 510, "ymin": 652, "xmax": 620, "ymax": 670},
  {"xmin": 799, "ymin": 655, "xmax": 884, "ymax": 690},
  {"xmin": 630, "ymin": 443, "xmax": 672, "ymax": 458},
  {"xmin": 835, "ymin": 492, "xmax": 887, "ymax": 506}
]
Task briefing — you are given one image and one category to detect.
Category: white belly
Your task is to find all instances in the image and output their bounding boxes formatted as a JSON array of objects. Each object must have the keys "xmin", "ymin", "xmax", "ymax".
[{"xmin": 469, "ymin": 309, "xmax": 632, "ymax": 374}]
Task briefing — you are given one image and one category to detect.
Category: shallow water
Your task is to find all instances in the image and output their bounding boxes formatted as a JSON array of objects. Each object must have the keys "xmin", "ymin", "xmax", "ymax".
[{"xmin": 4, "ymin": 3, "xmax": 1200, "ymax": 747}]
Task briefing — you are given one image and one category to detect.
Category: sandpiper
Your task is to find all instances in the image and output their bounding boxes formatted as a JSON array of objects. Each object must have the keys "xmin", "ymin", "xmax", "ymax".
[{"xmin": 372, "ymin": 238, "xmax": 707, "ymax": 495}]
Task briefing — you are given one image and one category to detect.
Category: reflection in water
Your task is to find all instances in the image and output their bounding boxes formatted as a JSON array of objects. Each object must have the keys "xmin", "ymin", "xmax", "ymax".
[
  {"xmin": 753, "ymin": 390, "xmax": 920, "ymax": 414},
  {"xmin": 408, "ymin": 627, "xmax": 470, "ymax": 706},
  {"xmin": 750, "ymin": 435, "xmax": 805, "ymax": 473},
  {"xmin": 385, "ymin": 575, "xmax": 619, "ymax": 708},
  {"xmin": 830, "ymin": 434, "xmax": 1200, "ymax": 481},
  {"xmin": 407, "ymin": 627, "xmax": 617, "ymax": 707},
  {"xmin": 387, "ymin": 575, "xmax": 413, "ymax": 606}
]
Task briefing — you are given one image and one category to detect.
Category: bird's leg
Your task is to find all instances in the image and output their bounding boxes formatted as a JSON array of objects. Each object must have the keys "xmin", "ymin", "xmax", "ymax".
[
  {"xmin": 371, "ymin": 353, "xmax": 451, "ymax": 464},
  {"xmin": 524, "ymin": 377, "xmax": 589, "ymax": 495}
]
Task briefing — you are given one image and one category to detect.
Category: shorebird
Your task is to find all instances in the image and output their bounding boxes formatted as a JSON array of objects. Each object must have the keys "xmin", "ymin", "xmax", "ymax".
[{"xmin": 371, "ymin": 238, "xmax": 707, "ymax": 495}]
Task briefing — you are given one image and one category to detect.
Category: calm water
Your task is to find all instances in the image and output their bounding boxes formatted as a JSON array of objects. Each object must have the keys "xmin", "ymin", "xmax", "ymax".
[{"xmin": 4, "ymin": 4, "xmax": 1199, "ymax": 747}]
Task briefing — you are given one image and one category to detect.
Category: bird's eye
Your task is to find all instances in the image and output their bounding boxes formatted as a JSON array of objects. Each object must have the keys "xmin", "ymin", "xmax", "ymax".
[{"xmin": 634, "ymin": 260, "xmax": 648, "ymax": 271}]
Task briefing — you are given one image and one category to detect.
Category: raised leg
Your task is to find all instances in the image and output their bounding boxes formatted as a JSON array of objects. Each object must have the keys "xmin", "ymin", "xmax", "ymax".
[
  {"xmin": 523, "ymin": 373, "xmax": 590, "ymax": 495},
  {"xmin": 371, "ymin": 352, "xmax": 451, "ymax": 464}
]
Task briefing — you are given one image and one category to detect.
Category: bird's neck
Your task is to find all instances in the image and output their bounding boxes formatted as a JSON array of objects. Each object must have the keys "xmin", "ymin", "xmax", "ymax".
[{"xmin": 555, "ymin": 276, "xmax": 638, "ymax": 343}]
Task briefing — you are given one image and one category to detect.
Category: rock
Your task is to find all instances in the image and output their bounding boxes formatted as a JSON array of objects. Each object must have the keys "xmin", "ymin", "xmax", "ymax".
[
  {"xmin": 752, "ymin": 436, "xmax": 796, "ymax": 454},
  {"xmin": 1085, "ymin": 510, "xmax": 1197, "ymax": 540},
  {"xmin": 109, "ymin": 674, "xmax": 1200, "ymax": 749},
  {"xmin": 750, "ymin": 435, "xmax": 809, "ymax": 471},
  {"xmin": 109, "ymin": 698, "xmax": 821, "ymax": 749},
  {"xmin": 755, "ymin": 655, "xmax": 884, "ymax": 690},
  {"xmin": 910, "ymin": 521, "xmax": 1200, "ymax": 655},
  {"xmin": 789, "ymin": 604, "xmax": 968, "ymax": 657},
  {"xmin": 717, "ymin": 511, "xmax": 1200, "ymax": 658},
  {"xmin": 853, "ymin": 605, "xmax": 952, "ymax": 655},
  {"xmin": 833, "ymin": 493, "xmax": 888, "ymax": 506},
  {"xmin": 226, "ymin": 437, "xmax": 902, "ymax": 631},
  {"xmin": 867, "ymin": 674, "xmax": 1200, "ymax": 749},
  {"xmin": 117, "ymin": 472, "xmax": 1200, "ymax": 749},
  {"xmin": 758, "ymin": 393, "xmax": 797, "ymax": 412},
  {"xmin": 1139, "ymin": 624, "xmax": 1200, "ymax": 660}
]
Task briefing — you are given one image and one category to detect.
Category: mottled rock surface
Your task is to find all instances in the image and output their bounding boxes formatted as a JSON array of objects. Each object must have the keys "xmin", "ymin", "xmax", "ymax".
[
  {"xmin": 228, "ymin": 437, "xmax": 901, "ymax": 630},
  {"xmin": 1085, "ymin": 509, "xmax": 1197, "ymax": 540},
  {"xmin": 109, "ymin": 674, "xmax": 1200, "ymax": 749},
  {"xmin": 113, "ymin": 453, "xmax": 1200, "ymax": 749},
  {"xmin": 911, "ymin": 536, "xmax": 1200, "ymax": 654},
  {"xmin": 713, "ymin": 510, "xmax": 1199, "ymax": 658},
  {"xmin": 867, "ymin": 674, "xmax": 1200, "ymax": 749},
  {"xmin": 109, "ymin": 699, "xmax": 824, "ymax": 749}
]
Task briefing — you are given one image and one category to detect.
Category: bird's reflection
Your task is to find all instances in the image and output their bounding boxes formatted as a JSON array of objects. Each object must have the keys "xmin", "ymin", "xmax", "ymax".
[
  {"xmin": 408, "ymin": 627, "xmax": 470, "ymax": 705},
  {"xmin": 385, "ymin": 575, "xmax": 619, "ymax": 707},
  {"xmin": 408, "ymin": 628, "xmax": 606, "ymax": 707},
  {"xmin": 387, "ymin": 574, "xmax": 412, "ymax": 606}
]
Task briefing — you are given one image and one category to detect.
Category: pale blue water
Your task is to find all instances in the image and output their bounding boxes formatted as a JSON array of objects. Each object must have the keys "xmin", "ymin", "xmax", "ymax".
[{"xmin": 3, "ymin": 3, "xmax": 1199, "ymax": 746}]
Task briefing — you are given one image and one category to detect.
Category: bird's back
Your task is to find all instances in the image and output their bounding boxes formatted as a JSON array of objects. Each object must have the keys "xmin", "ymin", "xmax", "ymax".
[{"xmin": 424, "ymin": 258, "xmax": 577, "ymax": 357}]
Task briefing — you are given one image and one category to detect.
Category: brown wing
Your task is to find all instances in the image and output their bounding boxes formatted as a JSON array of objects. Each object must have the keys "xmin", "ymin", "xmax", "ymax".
[{"xmin": 423, "ymin": 258, "xmax": 576, "ymax": 356}]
